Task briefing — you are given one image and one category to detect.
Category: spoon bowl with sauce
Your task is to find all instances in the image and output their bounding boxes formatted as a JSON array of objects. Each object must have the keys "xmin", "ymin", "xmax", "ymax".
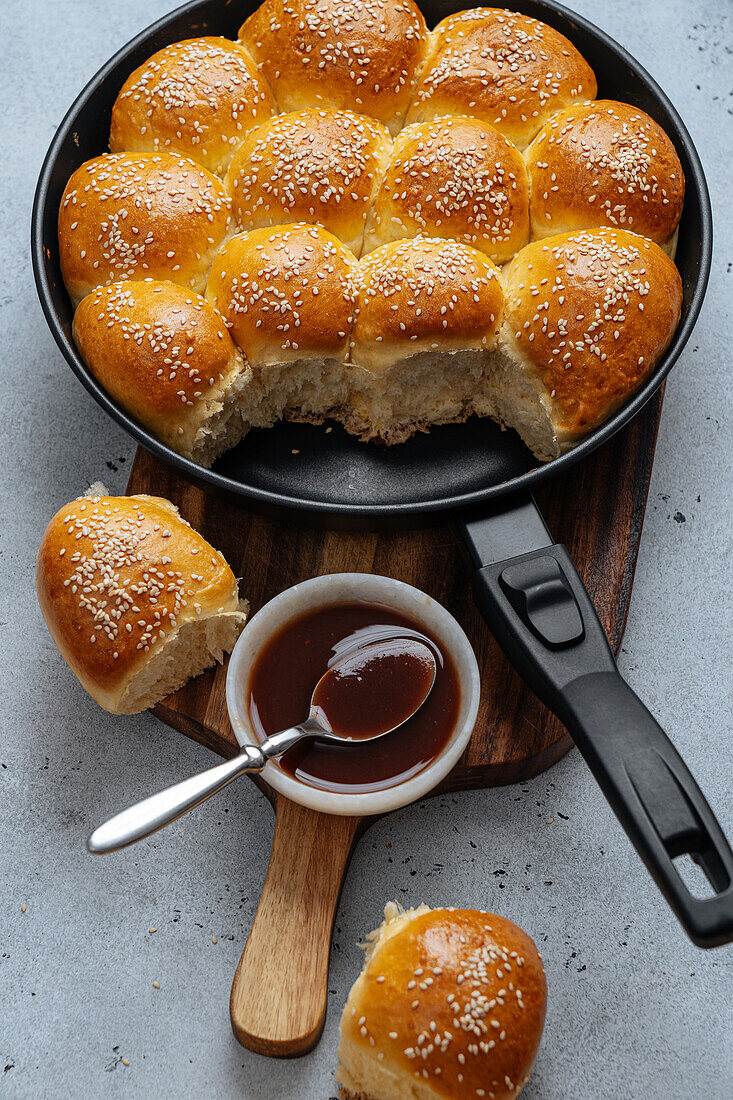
[{"xmin": 87, "ymin": 637, "xmax": 437, "ymax": 854}]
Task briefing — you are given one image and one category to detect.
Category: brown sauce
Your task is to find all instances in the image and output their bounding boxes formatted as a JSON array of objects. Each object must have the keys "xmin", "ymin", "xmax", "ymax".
[
  {"xmin": 246, "ymin": 600, "xmax": 461, "ymax": 793},
  {"xmin": 311, "ymin": 637, "xmax": 436, "ymax": 739}
]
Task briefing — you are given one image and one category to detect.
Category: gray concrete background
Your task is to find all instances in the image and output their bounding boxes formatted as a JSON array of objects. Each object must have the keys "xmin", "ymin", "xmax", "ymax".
[{"xmin": 1, "ymin": 1, "xmax": 731, "ymax": 1096}]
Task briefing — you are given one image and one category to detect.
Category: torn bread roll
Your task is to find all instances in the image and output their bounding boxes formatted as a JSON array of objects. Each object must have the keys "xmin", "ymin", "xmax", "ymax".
[
  {"xmin": 72, "ymin": 281, "xmax": 250, "ymax": 467},
  {"xmin": 206, "ymin": 222, "xmax": 358, "ymax": 427},
  {"xmin": 336, "ymin": 903, "xmax": 547, "ymax": 1100},
  {"xmin": 109, "ymin": 37, "xmax": 276, "ymax": 177},
  {"xmin": 524, "ymin": 100, "xmax": 685, "ymax": 251},
  {"xmin": 498, "ymin": 228, "xmax": 683, "ymax": 458},
  {"xmin": 406, "ymin": 8, "xmax": 597, "ymax": 148},
  {"xmin": 36, "ymin": 493, "xmax": 247, "ymax": 714},
  {"xmin": 58, "ymin": 152, "xmax": 233, "ymax": 306},
  {"xmin": 348, "ymin": 237, "xmax": 503, "ymax": 442},
  {"xmin": 69, "ymin": 227, "xmax": 682, "ymax": 463}
]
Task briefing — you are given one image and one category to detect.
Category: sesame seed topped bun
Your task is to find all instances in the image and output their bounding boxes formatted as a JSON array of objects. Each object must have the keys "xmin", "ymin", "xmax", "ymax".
[
  {"xmin": 109, "ymin": 37, "xmax": 276, "ymax": 177},
  {"xmin": 524, "ymin": 100, "xmax": 685, "ymax": 250},
  {"xmin": 346, "ymin": 238, "xmax": 504, "ymax": 444},
  {"xmin": 406, "ymin": 8, "xmax": 597, "ymax": 149},
  {"xmin": 363, "ymin": 116, "xmax": 529, "ymax": 263},
  {"xmin": 500, "ymin": 228, "xmax": 683, "ymax": 455},
  {"xmin": 336, "ymin": 903, "xmax": 547, "ymax": 1100},
  {"xmin": 72, "ymin": 281, "xmax": 249, "ymax": 467},
  {"xmin": 225, "ymin": 109, "xmax": 392, "ymax": 254},
  {"xmin": 206, "ymin": 223, "xmax": 358, "ymax": 366},
  {"xmin": 352, "ymin": 237, "xmax": 503, "ymax": 376},
  {"xmin": 36, "ymin": 494, "xmax": 247, "ymax": 714},
  {"xmin": 58, "ymin": 152, "xmax": 233, "ymax": 306},
  {"xmin": 238, "ymin": 0, "xmax": 429, "ymax": 134}
]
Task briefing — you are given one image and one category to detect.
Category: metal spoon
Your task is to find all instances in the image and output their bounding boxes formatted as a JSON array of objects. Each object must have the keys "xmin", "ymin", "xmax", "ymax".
[{"xmin": 87, "ymin": 637, "xmax": 437, "ymax": 854}]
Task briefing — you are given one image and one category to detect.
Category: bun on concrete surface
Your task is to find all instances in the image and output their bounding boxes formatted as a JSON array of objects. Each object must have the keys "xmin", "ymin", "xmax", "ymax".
[{"xmin": 336, "ymin": 903, "xmax": 547, "ymax": 1100}]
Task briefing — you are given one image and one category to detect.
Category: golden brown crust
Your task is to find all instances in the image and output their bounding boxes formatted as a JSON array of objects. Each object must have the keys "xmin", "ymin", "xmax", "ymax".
[
  {"xmin": 72, "ymin": 281, "xmax": 245, "ymax": 456},
  {"xmin": 109, "ymin": 37, "xmax": 276, "ymax": 176},
  {"xmin": 58, "ymin": 153, "xmax": 233, "ymax": 306},
  {"xmin": 364, "ymin": 116, "xmax": 529, "ymax": 263},
  {"xmin": 524, "ymin": 100, "xmax": 685, "ymax": 245},
  {"xmin": 339, "ymin": 907, "xmax": 547, "ymax": 1100},
  {"xmin": 206, "ymin": 223, "xmax": 358, "ymax": 365},
  {"xmin": 225, "ymin": 109, "xmax": 392, "ymax": 254},
  {"xmin": 406, "ymin": 8, "xmax": 597, "ymax": 149},
  {"xmin": 502, "ymin": 228, "xmax": 683, "ymax": 444},
  {"xmin": 351, "ymin": 238, "xmax": 503, "ymax": 374},
  {"xmin": 36, "ymin": 495, "xmax": 240, "ymax": 712},
  {"xmin": 238, "ymin": 0, "xmax": 429, "ymax": 134}
]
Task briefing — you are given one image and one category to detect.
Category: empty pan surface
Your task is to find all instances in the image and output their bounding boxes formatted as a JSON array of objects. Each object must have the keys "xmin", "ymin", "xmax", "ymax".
[{"xmin": 31, "ymin": 0, "xmax": 712, "ymax": 519}]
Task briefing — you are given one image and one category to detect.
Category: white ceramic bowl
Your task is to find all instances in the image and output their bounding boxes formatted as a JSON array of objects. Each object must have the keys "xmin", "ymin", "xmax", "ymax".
[{"xmin": 225, "ymin": 573, "xmax": 481, "ymax": 816}]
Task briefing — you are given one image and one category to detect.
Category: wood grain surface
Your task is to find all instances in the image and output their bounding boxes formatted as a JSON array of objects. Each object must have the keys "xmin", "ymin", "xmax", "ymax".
[{"xmin": 126, "ymin": 387, "xmax": 663, "ymax": 1056}]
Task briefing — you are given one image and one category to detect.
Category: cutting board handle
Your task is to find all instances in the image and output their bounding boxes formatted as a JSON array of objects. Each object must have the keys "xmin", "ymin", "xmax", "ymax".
[{"xmin": 230, "ymin": 794, "xmax": 361, "ymax": 1056}]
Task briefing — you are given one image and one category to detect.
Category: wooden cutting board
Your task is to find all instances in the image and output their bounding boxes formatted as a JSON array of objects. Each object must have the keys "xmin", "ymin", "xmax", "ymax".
[{"xmin": 125, "ymin": 388, "xmax": 663, "ymax": 1057}]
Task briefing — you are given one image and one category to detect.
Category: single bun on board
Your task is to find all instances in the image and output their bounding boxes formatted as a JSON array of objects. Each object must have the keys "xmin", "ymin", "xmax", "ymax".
[
  {"xmin": 336, "ymin": 903, "xmax": 547, "ymax": 1100},
  {"xmin": 524, "ymin": 100, "xmax": 685, "ymax": 250},
  {"xmin": 109, "ymin": 37, "xmax": 276, "ymax": 176},
  {"xmin": 72, "ymin": 281, "xmax": 249, "ymax": 467},
  {"xmin": 225, "ymin": 109, "xmax": 392, "ymax": 254},
  {"xmin": 363, "ymin": 115, "xmax": 529, "ymax": 263},
  {"xmin": 499, "ymin": 228, "xmax": 683, "ymax": 457},
  {"xmin": 58, "ymin": 152, "xmax": 233, "ymax": 306},
  {"xmin": 36, "ymin": 494, "xmax": 247, "ymax": 714},
  {"xmin": 238, "ymin": 0, "xmax": 429, "ymax": 134},
  {"xmin": 406, "ymin": 8, "xmax": 597, "ymax": 148}
]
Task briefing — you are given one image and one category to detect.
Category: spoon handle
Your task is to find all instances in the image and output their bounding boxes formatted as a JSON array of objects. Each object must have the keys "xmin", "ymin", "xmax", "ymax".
[{"xmin": 87, "ymin": 744, "xmax": 267, "ymax": 854}]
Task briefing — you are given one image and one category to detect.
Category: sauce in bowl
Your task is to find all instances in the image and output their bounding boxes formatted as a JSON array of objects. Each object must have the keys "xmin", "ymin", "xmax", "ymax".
[{"xmin": 246, "ymin": 600, "xmax": 461, "ymax": 794}]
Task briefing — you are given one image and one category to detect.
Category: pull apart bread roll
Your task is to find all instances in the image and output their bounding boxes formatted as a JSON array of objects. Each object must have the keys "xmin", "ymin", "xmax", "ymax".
[
  {"xmin": 109, "ymin": 37, "xmax": 276, "ymax": 177},
  {"xmin": 72, "ymin": 281, "xmax": 249, "ymax": 467},
  {"xmin": 36, "ymin": 494, "xmax": 247, "ymax": 714},
  {"xmin": 206, "ymin": 223, "xmax": 358, "ymax": 427},
  {"xmin": 497, "ymin": 228, "xmax": 683, "ymax": 459},
  {"xmin": 336, "ymin": 903, "xmax": 547, "ymax": 1100},
  {"xmin": 58, "ymin": 152, "xmax": 233, "ymax": 306},
  {"xmin": 349, "ymin": 237, "xmax": 503, "ymax": 443},
  {"xmin": 406, "ymin": 8, "xmax": 597, "ymax": 149},
  {"xmin": 363, "ymin": 116, "xmax": 529, "ymax": 264},
  {"xmin": 525, "ymin": 101, "xmax": 685, "ymax": 252},
  {"xmin": 238, "ymin": 0, "xmax": 429, "ymax": 135},
  {"xmin": 225, "ymin": 109, "xmax": 392, "ymax": 254}
]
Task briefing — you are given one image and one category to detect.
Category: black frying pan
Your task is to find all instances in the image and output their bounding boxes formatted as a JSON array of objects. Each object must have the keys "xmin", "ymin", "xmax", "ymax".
[{"xmin": 32, "ymin": 0, "xmax": 733, "ymax": 946}]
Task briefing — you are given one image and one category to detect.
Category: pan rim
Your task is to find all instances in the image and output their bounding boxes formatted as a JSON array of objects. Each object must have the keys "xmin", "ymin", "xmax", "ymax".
[{"xmin": 31, "ymin": 0, "xmax": 713, "ymax": 518}]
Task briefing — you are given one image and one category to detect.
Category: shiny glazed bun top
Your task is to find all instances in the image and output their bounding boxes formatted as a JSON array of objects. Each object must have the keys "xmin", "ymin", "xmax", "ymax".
[
  {"xmin": 109, "ymin": 37, "xmax": 276, "ymax": 176},
  {"xmin": 225, "ymin": 109, "xmax": 392, "ymax": 254},
  {"xmin": 524, "ymin": 100, "xmax": 685, "ymax": 248},
  {"xmin": 501, "ymin": 228, "xmax": 683, "ymax": 445},
  {"xmin": 206, "ymin": 223, "xmax": 358, "ymax": 366},
  {"xmin": 58, "ymin": 152, "xmax": 233, "ymax": 306},
  {"xmin": 407, "ymin": 7, "xmax": 597, "ymax": 148},
  {"xmin": 238, "ymin": 0, "xmax": 429, "ymax": 134},
  {"xmin": 337, "ymin": 904, "xmax": 547, "ymax": 1100},
  {"xmin": 352, "ymin": 237, "xmax": 503, "ymax": 374},
  {"xmin": 364, "ymin": 115, "xmax": 529, "ymax": 264}
]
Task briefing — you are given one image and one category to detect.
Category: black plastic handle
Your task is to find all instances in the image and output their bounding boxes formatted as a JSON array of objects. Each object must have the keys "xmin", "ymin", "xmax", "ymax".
[{"xmin": 459, "ymin": 507, "xmax": 733, "ymax": 948}]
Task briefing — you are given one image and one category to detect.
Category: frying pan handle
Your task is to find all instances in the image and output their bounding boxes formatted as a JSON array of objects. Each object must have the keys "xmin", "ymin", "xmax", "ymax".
[{"xmin": 461, "ymin": 520, "xmax": 733, "ymax": 947}]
